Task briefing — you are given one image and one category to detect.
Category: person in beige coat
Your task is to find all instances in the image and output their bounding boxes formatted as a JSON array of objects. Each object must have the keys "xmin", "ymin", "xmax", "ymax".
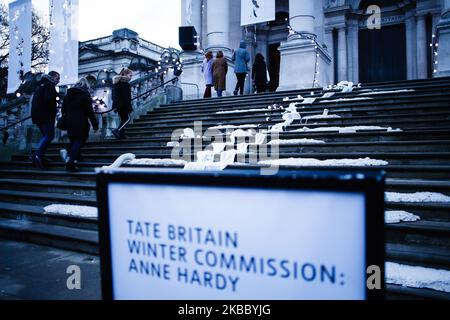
[{"xmin": 212, "ymin": 51, "xmax": 228, "ymax": 97}]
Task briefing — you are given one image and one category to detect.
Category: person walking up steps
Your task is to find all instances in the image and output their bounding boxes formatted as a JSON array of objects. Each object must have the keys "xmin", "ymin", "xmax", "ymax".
[
  {"xmin": 232, "ymin": 40, "xmax": 250, "ymax": 96},
  {"xmin": 212, "ymin": 51, "xmax": 228, "ymax": 97},
  {"xmin": 112, "ymin": 68, "xmax": 133, "ymax": 140},
  {"xmin": 201, "ymin": 51, "xmax": 214, "ymax": 98},
  {"xmin": 61, "ymin": 78, "xmax": 99, "ymax": 172},
  {"xmin": 30, "ymin": 71, "xmax": 60, "ymax": 169}
]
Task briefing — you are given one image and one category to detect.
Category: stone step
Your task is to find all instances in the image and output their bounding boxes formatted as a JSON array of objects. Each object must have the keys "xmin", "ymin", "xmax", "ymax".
[
  {"xmin": 47, "ymin": 129, "xmax": 450, "ymax": 150},
  {"xmin": 42, "ymin": 140, "xmax": 450, "ymax": 157},
  {"xmin": 0, "ymin": 201, "xmax": 97, "ymax": 230},
  {"xmin": 158, "ymin": 89, "xmax": 450, "ymax": 113},
  {"xmin": 0, "ymin": 178, "xmax": 96, "ymax": 196},
  {"xmin": 0, "ymin": 190, "xmax": 96, "ymax": 207},
  {"xmin": 0, "ymin": 169, "xmax": 95, "ymax": 182},
  {"xmin": 386, "ymin": 220, "xmax": 450, "ymax": 248},
  {"xmin": 0, "ymin": 218, "xmax": 98, "ymax": 254},
  {"xmin": 154, "ymin": 97, "xmax": 450, "ymax": 120},
  {"xmin": 386, "ymin": 243, "xmax": 450, "ymax": 270},
  {"xmin": 133, "ymin": 111, "xmax": 450, "ymax": 129},
  {"xmin": 386, "ymin": 285, "xmax": 450, "ymax": 300}
]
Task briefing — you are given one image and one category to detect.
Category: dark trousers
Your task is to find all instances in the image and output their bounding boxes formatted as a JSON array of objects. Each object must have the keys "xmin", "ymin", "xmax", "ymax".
[
  {"xmin": 256, "ymin": 84, "xmax": 266, "ymax": 93},
  {"xmin": 234, "ymin": 73, "xmax": 247, "ymax": 95},
  {"xmin": 67, "ymin": 138, "xmax": 85, "ymax": 165},
  {"xmin": 36, "ymin": 123, "xmax": 55, "ymax": 159},
  {"xmin": 203, "ymin": 85, "xmax": 212, "ymax": 98}
]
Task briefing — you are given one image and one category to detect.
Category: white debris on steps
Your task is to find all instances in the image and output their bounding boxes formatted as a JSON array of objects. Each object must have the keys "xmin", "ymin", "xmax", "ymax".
[
  {"xmin": 184, "ymin": 149, "xmax": 238, "ymax": 172},
  {"xmin": 230, "ymin": 129, "xmax": 254, "ymax": 143},
  {"xmin": 360, "ymin": 89, "xmax": 415, "ymax": 96},
  {"xmin": 180, "ymin": 128, "xmax": 195, "ymax": 139},
  {"xmin": 167, "ymin": 141, "xmax": 180, "ymax": 147},
  {"xmin": 386, "ymin": 192, "xmax": 450, "ymax": 203},
  {"xmin": 300, "ymin": 98, "xmax": 316, "ymax": 104},
  {"xmin": 125, "ymin": 158, "xmax": 187, "ymax": 166},
  {"xmin": 302, "ymin": 109, "xmax": 341, "ymax": 123},
  {"xmin": 101, "ymin": 153, "xmax": 136, "ymax": 169},
  {"xmin": 290, "ymin": 126, "xmax": 402, "ymax": 134},
  {"xmin": 255, "ymin": 133, "xmax": 267, "ymax": 145},
  {"xmin": 386, "ymin": 262, "xmax": 450, "ymax": 293},
  {"xmin": 265, "ymin": 103, "xmax": 302, "ymax": 133},
  {"xmin": 283, "ymin": 95, "xmax": 304, "ymax": 102},
  {"xmin": 268, "ymin": 139, "xmax": 326, "ymax": 145},
  {"xmin": 259, "ymin": 157, "xmax": 388, "ymax": 167},
  {"xmin": 321, "ymin": 92, "xmax": 335, "ymax": 98},
  {"xmin": 44, "ymin": 205, "xmax": 98, "ymax": 219},
  {"xmin": 385, "ymin": 211, "xmax": 421, "ymax": 224},
  {"xmin": 212, "ymin": 143, "xmax": 226, "ymax": 154}
]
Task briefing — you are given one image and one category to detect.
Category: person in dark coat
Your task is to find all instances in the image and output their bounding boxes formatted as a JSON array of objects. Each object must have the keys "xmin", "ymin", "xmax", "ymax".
[
  {"xmin": 212, "ymin": 51, "xmax": 228, "ymax": 97},
  {"xmin": 112, "ymin": 68, "xmax": 133, "ymax": 140},
  {"xmin": 62, "ymin": 78, "xmax": 98, "ymax": 172},
  {"xmin": 30, "ymin": 71, "xmax": 60, "ymax": 169},
  {"xmin": 252, "ymin": 53, "xmax": 268, "ymax": 94}
]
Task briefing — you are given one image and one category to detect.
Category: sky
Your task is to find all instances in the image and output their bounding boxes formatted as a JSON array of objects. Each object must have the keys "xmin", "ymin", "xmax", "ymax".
[{"xmin": 2, "ymin": 0, "xmax": 181, "ymax": 48}]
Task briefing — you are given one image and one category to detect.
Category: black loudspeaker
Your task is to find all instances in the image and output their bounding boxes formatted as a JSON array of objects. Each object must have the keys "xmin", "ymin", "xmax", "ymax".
[{"xmin": 179, "ymin": 26, "xmax": 197, "ymax": 51}]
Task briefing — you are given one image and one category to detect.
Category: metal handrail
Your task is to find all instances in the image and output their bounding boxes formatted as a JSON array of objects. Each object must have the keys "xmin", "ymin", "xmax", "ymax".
[{"xmin": 131, "ymin": 77, "xmax": 178, "ymax": 102}]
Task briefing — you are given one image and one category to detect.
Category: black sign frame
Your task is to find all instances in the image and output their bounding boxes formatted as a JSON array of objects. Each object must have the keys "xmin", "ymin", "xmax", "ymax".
[{"xmin": 96, "ymin": 168, "xmax": 385, "ymax": 300}]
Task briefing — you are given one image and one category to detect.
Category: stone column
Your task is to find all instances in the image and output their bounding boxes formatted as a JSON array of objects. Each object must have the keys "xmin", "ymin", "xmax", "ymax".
[
  {"xmin": 405, "ymin": 15, "xmax": 417, "ymax": 80},
  {"xmin": 205, "ymin": 0, "xmax": 230, "ymax": 52},
  {"xmin": 347, "ymin": 21, "xmax": 359, "ymax": 83},
  {"xmin": 289, "ymin": 0, "xmax": 315, "ymax": 37},
  {"xmin": 436, "ymin": 0, "xmax": 450, "ymax": 76},
  {"xmin": 278, "ymin": 0, "xmax": 331, "ymax": 90},
  {"xmin": 416, "ymin": 15, "xmax": 428, "ymax": 79},
  {"xmin": 337, "ymin": 27, "xmax": 348, "ymax": 82}
]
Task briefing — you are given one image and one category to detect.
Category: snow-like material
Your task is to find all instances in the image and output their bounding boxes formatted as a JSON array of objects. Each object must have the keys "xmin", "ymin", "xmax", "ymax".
[
  {"xmin": 126, "ymin": 158, "xmax": 187, "ymax": 166},
  {"xmin": 386, "ymin": 192, "xmax": 450, "ymax": 203},
  {"xmin": 259, "ymin": 157, "xmax": 388, "ymax": 167},
  {"xmin": 266, "ymin": 103, "xmax": 302, "ymax": 133},
  {"xmin": 184, "ymin": 162, "xmax": 227, "ymax": 171},
  {"xmin": 102, "ymin": 153, "xmax": 136, "ymax": 169},
  {"xmin": 230, "ymin": 129, "xmax": 254, "ymax": 142},
  {"xmin": 302, "ymin": 109, "xmax": 341, "ymax": 123},
  {"xmin": 44, "ymin": 204, "xmax": 98, "ymax": 219},
  {"xmin": 322, "ymin": 92, "xmax": 335, "ymax": 98},
  {"xmin": 386, "ymin": 262, "xmax": 450, "ymax": 293},
  {"xmin": 209, "ymin": 124, "xmax": 258, "ymax": 130},
  {"xmin": 220, "ymin": 149, "xmax": 238, "ymax": 164},
  {"xmin": 181, "ymin": 128, "xmax": 195, "ymax": 139},
  {"xmin": 212, "ymin": 143, "xmax": 226, "ymax": 154},
  {"xmin": 319, "ymin": 97, "xmax": 372, "ymax": 103},
  {"xmin": 290, "ymin": 126, "xmax": 402, "ymax": 134},
  {"xmin": 236, "ymin": 143, "xmax": 249, "ymax": 154},
  {"xmin": 301, "ymin": 98, "xmax": 316, "ymax": 104},
  {"xmin": 360, "ymin": 89, "xmax": 415, "ymax": 96},
  {"xmin": 167, "ymin": 141, "xmax": 180, "ymax": 147},
  {"xmin": 255, "ymin": 133, "xmax": 266, "ymax": 145},
  {"xmin": 385, "ymin": 211, "xmax": 421, "ymax": 224},
  {"xmin": 216, "ymin": 108, "xmax": 269, "ymax": 114},
  {"xmin": 283, "ymin": 95, "xmax": 304, "ymax": 102},
  {"xmin": 268, "ymin": 139, "xmax": 326, "ymax": 145},
  {"xmin": 336, "ymin": 81, "xmax": 355, "ymax": 93},
  {"xmin": 197, "ymin": 151, "xmax": 215, "ymax": 163}
]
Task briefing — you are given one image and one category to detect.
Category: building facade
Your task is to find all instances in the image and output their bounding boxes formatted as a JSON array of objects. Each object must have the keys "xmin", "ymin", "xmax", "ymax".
[{"xmin": 180, "ymin": 0, "xmax": 450, "ymax": 94}]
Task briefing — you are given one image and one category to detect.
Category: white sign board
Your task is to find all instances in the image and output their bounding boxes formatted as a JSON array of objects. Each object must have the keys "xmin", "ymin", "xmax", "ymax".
[
  {"xmin": 48, "ymin": 0, "xmax": 79, "ymax": 86},
  {"xmin": 241, "ymin": 0, "xmax": 275, "ymax": 26},
  {"xmin": 7, "ymin": 0, "xmax": 32, "ymax": 94},
  {"xmin": 106, "ymin": 183, "xmax": 367, "ymax": 300}
]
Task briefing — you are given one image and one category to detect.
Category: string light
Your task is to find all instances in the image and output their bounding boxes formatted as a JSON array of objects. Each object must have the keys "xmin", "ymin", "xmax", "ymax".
[
  {"xmin": 286, "ymin": 22, "xmax": 321, "ymax": 88},
  {"xmin": 431, "ymin": 33, "xmax": 439, "ymax": 74}
]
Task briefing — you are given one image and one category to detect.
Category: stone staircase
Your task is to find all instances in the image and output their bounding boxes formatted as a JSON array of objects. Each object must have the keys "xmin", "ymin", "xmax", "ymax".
[{"xmin": 0, "ymin": 77, "xmax": 449, "ymax": 300}]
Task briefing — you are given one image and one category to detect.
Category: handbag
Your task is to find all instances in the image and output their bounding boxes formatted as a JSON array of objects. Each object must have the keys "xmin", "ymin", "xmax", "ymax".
[{"xmin": 56, "ymin": 114, "xmax": 67, "ymax": 131}]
